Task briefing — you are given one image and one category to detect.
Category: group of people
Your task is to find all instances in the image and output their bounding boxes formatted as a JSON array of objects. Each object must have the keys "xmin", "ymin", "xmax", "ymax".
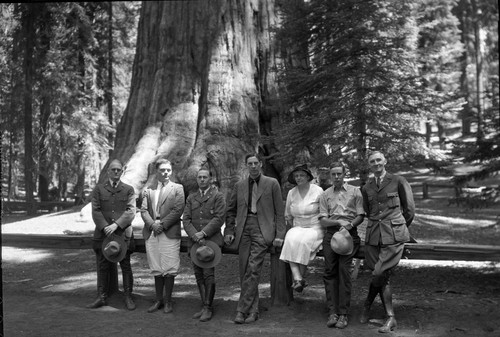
[{"xmin": 87, "ymin": 151, "xmax": 415, "ymax": 333}]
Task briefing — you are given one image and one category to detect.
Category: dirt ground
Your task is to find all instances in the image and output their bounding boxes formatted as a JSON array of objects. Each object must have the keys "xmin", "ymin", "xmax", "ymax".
[{"xmin": 2, "ymin": 168, "xmax": 500, "ymax": 337}]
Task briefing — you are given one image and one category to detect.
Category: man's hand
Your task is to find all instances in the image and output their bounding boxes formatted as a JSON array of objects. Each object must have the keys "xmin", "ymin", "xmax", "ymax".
[
  {"xmin": 272, "ymin": 238, "xmax": 284, "ymax": 247},
  {"xmin": 104, "ymin": 223, "xmax": 118, "ymax": 237},
  {"xmin": 224, "ymin": 234, "xmax": 234, "ymax": 246},
  {"xmin": 192, "ymin": 232, "xmax": 205, "ymax": 243},
  {"xmin": 152, "ymin": 221, "xmax": 163, "ymax": 235}
]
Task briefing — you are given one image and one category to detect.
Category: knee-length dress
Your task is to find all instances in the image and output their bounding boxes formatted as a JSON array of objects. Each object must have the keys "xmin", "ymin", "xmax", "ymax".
[{"xmin": 280, "ymin": 184, "xmax": 325, "ymax": 265}]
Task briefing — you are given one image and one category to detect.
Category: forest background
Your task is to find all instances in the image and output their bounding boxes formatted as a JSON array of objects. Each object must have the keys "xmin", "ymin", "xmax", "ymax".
[{"xmin": 0, "ymin": 0, "xmax": 498, "ymax": 210}]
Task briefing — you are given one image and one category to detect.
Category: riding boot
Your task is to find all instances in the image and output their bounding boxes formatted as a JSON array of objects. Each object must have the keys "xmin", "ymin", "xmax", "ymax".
[
  {"xmin": 359, "ymin": 282, "xmax": 379, "ymax": 324},
  {"xmin": 87, "ymin": 270, "xmax": 108, "ymax": 309},
  {"xmin": 200, "ymin": 282, "xmax": 216, "ymax": 322},
  {"xmin": 123, "ymin": 272, "xmax": 136, "ymax": 311},
  {"xmin": 379, "ymin": 284, "xmax": 397, "ymax": 333},
  {"xmin": 163, "ymin": 275, "xmax": 175, "ymax": 313},
  {"xmin": 147, "ymin": 276, "xmax": 164, "ymax": 313},
  {"xmin": 192, "ymin": 282, "xmax": 206, "ymax": 319}
]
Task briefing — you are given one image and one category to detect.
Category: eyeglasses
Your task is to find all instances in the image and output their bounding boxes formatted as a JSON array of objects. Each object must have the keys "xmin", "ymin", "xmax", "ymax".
[{"xmin": 110, "ymin": 168, "xmax": 122, "ymax": 172}]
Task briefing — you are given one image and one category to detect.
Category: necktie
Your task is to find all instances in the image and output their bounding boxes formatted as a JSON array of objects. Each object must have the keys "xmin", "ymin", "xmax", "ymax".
[
  {"xmin": 113, "ymin": 182, "xmax": 117, "ymax": 189},
  {"xmin": 251, "ymin": 180, "xmax": 258, "ymax": 213},
  {"xmin": 156, "ymin": 183, "xmax": 165, "ymax": 217},
  {"xmin": 376, "ymin": 177, "xmax": 380, "ymax": 188}
]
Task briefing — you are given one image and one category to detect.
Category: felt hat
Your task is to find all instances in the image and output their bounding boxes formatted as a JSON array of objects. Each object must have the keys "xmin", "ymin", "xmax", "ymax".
[
  {"xmin": 190, "ymin": 240, "xmax": 222, "ymax": 268},
  {"xmin": 330, "ymin": 229, "xmax": 354, "ymax": 255},
  {"xmin": 102, "ymin": 235, "xmax": 127, "ymax": 263},
  {"xmin": 287, "ymin": 164, "xmax": 314, "ymax": 185}
]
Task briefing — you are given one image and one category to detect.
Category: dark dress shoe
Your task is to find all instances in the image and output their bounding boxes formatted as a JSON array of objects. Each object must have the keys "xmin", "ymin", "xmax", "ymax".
[
  {"xmin": 335, "ymin": 315, "xmax": 348, "ymax": 329},
  {"xmin": 86, "ymin": 297, "xmax": 107, "ymax": 309},
  {"xmin": 164, "ymin": 301, "xmax": 173, "ymax": 314},
  {"xmin": 378, "ymin": 316, "xmax": 397, "ymax": 333},
  {"xmin": 199, "ymin": 306, "xmax": 213, "ymax": 322},
  {"xmin": 326, "ymin": 313, "xmax": 339, "ymax": 328},
  {"xmin": 234, "ymin": 312, "xmax": 245, "ymax": 324},
  {"xmin": 192, "ymin": 307, "xmax": 204, "ymax": 319},
  {"xmin": 147, "ymin": 300, "xmax": 164, "ymax": 313},
  {"xmin": 124, "ymin": 295, "xmax": 136, "ymax": 311},
  {"xmin": 245, "ymin": 312, "xmax": 259, "ymax": 323}
]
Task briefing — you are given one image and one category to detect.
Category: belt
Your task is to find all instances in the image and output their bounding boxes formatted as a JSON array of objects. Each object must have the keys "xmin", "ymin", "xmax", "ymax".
[{"xmin": 247, "ymin": 213, "xmax": 257, "ymax": 217}]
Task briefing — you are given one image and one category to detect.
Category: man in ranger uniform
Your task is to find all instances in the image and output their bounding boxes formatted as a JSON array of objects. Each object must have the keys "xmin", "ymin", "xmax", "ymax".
[
  {"xmin": 360, "ymin": 151, "xmax": 415, "ymax": 333},
  {"xmin": 183, "ymin": 167, "xmax": 226, "ymax": 322}
]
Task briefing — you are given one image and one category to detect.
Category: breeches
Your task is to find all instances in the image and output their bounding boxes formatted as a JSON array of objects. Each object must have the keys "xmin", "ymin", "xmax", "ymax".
[
  {"xmin": 193, "ymin": 263, "xmax": 215, "ymax": 285},
  {"xmin": 364, "ymin": 243, "xmax": 404, "ymax": 287},
  {"xmin": 146, "ymin": 233, "xmax": 180, "ymax": 277}
]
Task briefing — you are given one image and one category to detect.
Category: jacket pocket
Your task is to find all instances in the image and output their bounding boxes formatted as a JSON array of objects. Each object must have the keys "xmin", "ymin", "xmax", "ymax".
[
  {"xmin": 391, "ymin": 219, "xmax": 409, "ymax": 242},
  {"xmin": 387, "ymin": 192, "xmax": 400, "ymax": 208}
]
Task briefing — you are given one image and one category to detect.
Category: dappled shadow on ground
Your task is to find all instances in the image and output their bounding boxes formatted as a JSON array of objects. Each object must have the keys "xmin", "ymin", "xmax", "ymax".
[{"xmin": 3, "ymin": 247, "xmax": 500, "ymax": 337}]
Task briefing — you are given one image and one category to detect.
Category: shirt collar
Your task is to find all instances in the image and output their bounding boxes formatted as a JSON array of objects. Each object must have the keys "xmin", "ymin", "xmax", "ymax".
[
  {"xmin": 109, "ymin": 179, "xmax": 119, "ymax": 187},
  {"xmin": 248, "ymin": 174, "xmax": 261, "ymax": 184}
]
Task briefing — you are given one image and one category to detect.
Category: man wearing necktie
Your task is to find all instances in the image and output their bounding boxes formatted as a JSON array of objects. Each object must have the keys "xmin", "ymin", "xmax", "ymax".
[
  {"xmin": 360, "ymin": 151, "xmax": 415, "ymax": 333},
  {"xmin": 88, "ymin": 159, "xmax": 136, "ymax": 310},
  {"xmin": 183, "ymin": 168, "xmax": 225, "ymax": 322},
  {"xmin": 141, "ymin": 158, "xmax": 185, "ymax": 314},
  {"xmin": 224, "ymin": 153, "xmax": 286, "ymax": 324}
]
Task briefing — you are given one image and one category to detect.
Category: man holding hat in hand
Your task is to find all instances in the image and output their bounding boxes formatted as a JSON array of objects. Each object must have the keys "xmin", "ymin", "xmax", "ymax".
[
  {"xmin": 88, "ymin": 159, "xmax": 136, "ymax": 310},
  {"xmin": 183, "ymin": 167, "xmax": 225, "ymax": 322},
  {"xmin": 319, "ymin": 162, "xmax": 365, "ymax": 329}
]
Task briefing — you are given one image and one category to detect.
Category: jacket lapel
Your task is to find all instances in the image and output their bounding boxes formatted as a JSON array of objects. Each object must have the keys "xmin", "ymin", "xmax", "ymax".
[{"xmin": 379, "ymin": 174, "xmax": 392, "ymax": 191}]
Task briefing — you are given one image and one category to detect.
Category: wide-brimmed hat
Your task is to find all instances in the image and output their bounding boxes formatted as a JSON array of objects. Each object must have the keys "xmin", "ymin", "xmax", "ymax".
[
  {"xmin": 102, "ymin": 235, "xmax": 127, "ymax": 263},
  {"xmin": 330, "ymin": 229, "xmax": 354, "ymax": 255},
  {"xmin": 287, "ymin": 164, "xmax": 314, "ymax": 185},
  {"xmin": 190, "ymin": 240, "xmax": 222, "ymax": 268}
]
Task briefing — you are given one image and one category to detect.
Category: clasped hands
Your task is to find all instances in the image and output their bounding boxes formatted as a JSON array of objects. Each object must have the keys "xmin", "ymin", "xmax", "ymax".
[{"xmin": 152, "ymin": 220, "xmax": 163, "ymax": 236}]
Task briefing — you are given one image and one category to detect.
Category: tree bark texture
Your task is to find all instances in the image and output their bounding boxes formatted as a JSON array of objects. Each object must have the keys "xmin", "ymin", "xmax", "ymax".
[
  {"xmin": 22, "ymin": 3, "xmax": 36, "ymax": 213},
  {"xmin": 111, "ymin": 0, "xmax": 281, "ymax": 196}
]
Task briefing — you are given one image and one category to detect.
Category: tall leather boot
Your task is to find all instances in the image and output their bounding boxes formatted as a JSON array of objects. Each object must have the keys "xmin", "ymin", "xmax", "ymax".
[
  {"xmin": 378, "ymin": 284, "xmax": 397, "ymax": 333},
  {"xmin": 199, "ymin": 282, "xmax": 216, "ymax": 322},
  {"xmin": 359, "ymin": 282, "xmax": 379, "ymax": 323},
  {"xmin": 123, "ymin": 272, "xmax": 136, "ymax": 311},
  {"xmin": 87, "ymin": 269, "xmax": 108, "ymax": 309},
  {"xmin": 147, "ymin": 276, "xmax": 164, "ymax": 313},
  {"xmin": 163, "ymin": 275, "xmax": 175, "ymax": 313},
  {"xmin": 192, "ymin": 282, "xmax": 206, "ymax": 319}
]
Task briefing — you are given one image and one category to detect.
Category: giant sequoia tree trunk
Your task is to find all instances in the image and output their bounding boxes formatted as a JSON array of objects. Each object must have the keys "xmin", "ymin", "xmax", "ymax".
[{"xmin": 110, "ymin": 0, "xmax": 282, "ymax": 196}]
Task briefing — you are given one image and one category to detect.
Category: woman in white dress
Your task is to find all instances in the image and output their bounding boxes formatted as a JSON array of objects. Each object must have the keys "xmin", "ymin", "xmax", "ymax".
[{"xmin": 280, "ymin": 164, "xmax": 325, "ymax": 292}]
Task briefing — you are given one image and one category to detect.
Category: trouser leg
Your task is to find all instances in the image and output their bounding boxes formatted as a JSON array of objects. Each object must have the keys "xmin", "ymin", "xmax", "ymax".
[
  {"xmin": 121, "ymin": 251, "xmax": 135, "ymax": 310},
  {"xmin": 87, "ymin": 246, "xmax": 109, "ymax": 309}
]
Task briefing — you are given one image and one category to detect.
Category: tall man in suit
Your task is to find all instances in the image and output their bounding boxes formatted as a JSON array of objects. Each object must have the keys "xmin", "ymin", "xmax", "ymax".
[
  {"xmin": 183, "ymin": 168, "xmax": 226, "ymax": 322},
  {"xmin": 87, "ymin": 159, "xmax": 136, "ymax": 310},
  {"xmin": 360, "ymin": 151, "xmax": 415, "ymax": 333},
  {"xmin": 141, "ymin": 158, "xmax": 185, "ymax": 314},
  {"xmin": 224, "ymin": 153, "xmax": 286, "ymax": 324}
]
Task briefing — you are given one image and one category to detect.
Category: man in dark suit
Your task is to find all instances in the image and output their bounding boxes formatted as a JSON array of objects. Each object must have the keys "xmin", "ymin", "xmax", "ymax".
[
  {"xmin": 183, "ymin": 168, "xmax": 226, "ymax": 322},
  {"xmin": 360, "ymin": 151, "xmax": 415, "ymax": 333},
  {"xmin": 224, "ymin": 153, "xmax": 286, "ymax": 324},
  {"xmin": 87, "ymin": 159, "xmax": 136, "ymax": 310},
  {"xmin": 141, "ymin": 158, "xmax": 185, "ymax": 314}
]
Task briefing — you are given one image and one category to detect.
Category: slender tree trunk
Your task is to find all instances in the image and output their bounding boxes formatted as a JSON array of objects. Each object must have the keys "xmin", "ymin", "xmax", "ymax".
[
  {"xmin": 425, "ymin": 121, "xmax": 432, "ymax": 148},
  {"xmin": 106, "ymin": 1, "xmax": 114, "ymax": 147},
  {"xmin": 458, "ymin": 0, "xmax": 472, "ymax": 136},
  {"xmin": 22, "ymin": 3, "xmax": 36, "ymax": 213},
  {"xmin": 111, "ymin": 0, "xmax": 282, "ymax": 196},
  {"xmin": 471, "ymin": 0, "xmax": 484, "ymax": 142},
  {"xmin": 38, "ymin": 97, "xmax": 51, "ymax": 201}
]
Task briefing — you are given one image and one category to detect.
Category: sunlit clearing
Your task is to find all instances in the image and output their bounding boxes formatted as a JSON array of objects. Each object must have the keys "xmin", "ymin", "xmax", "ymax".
[{"xmin": 2, "ymin": 247, "xmax": 54, "ymax": 263}]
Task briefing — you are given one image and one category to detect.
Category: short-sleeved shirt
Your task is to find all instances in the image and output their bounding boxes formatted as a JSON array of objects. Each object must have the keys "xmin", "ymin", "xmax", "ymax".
[{"xmin": 319, "ymin": 182, "xmax": 364, "ymax": 237}]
